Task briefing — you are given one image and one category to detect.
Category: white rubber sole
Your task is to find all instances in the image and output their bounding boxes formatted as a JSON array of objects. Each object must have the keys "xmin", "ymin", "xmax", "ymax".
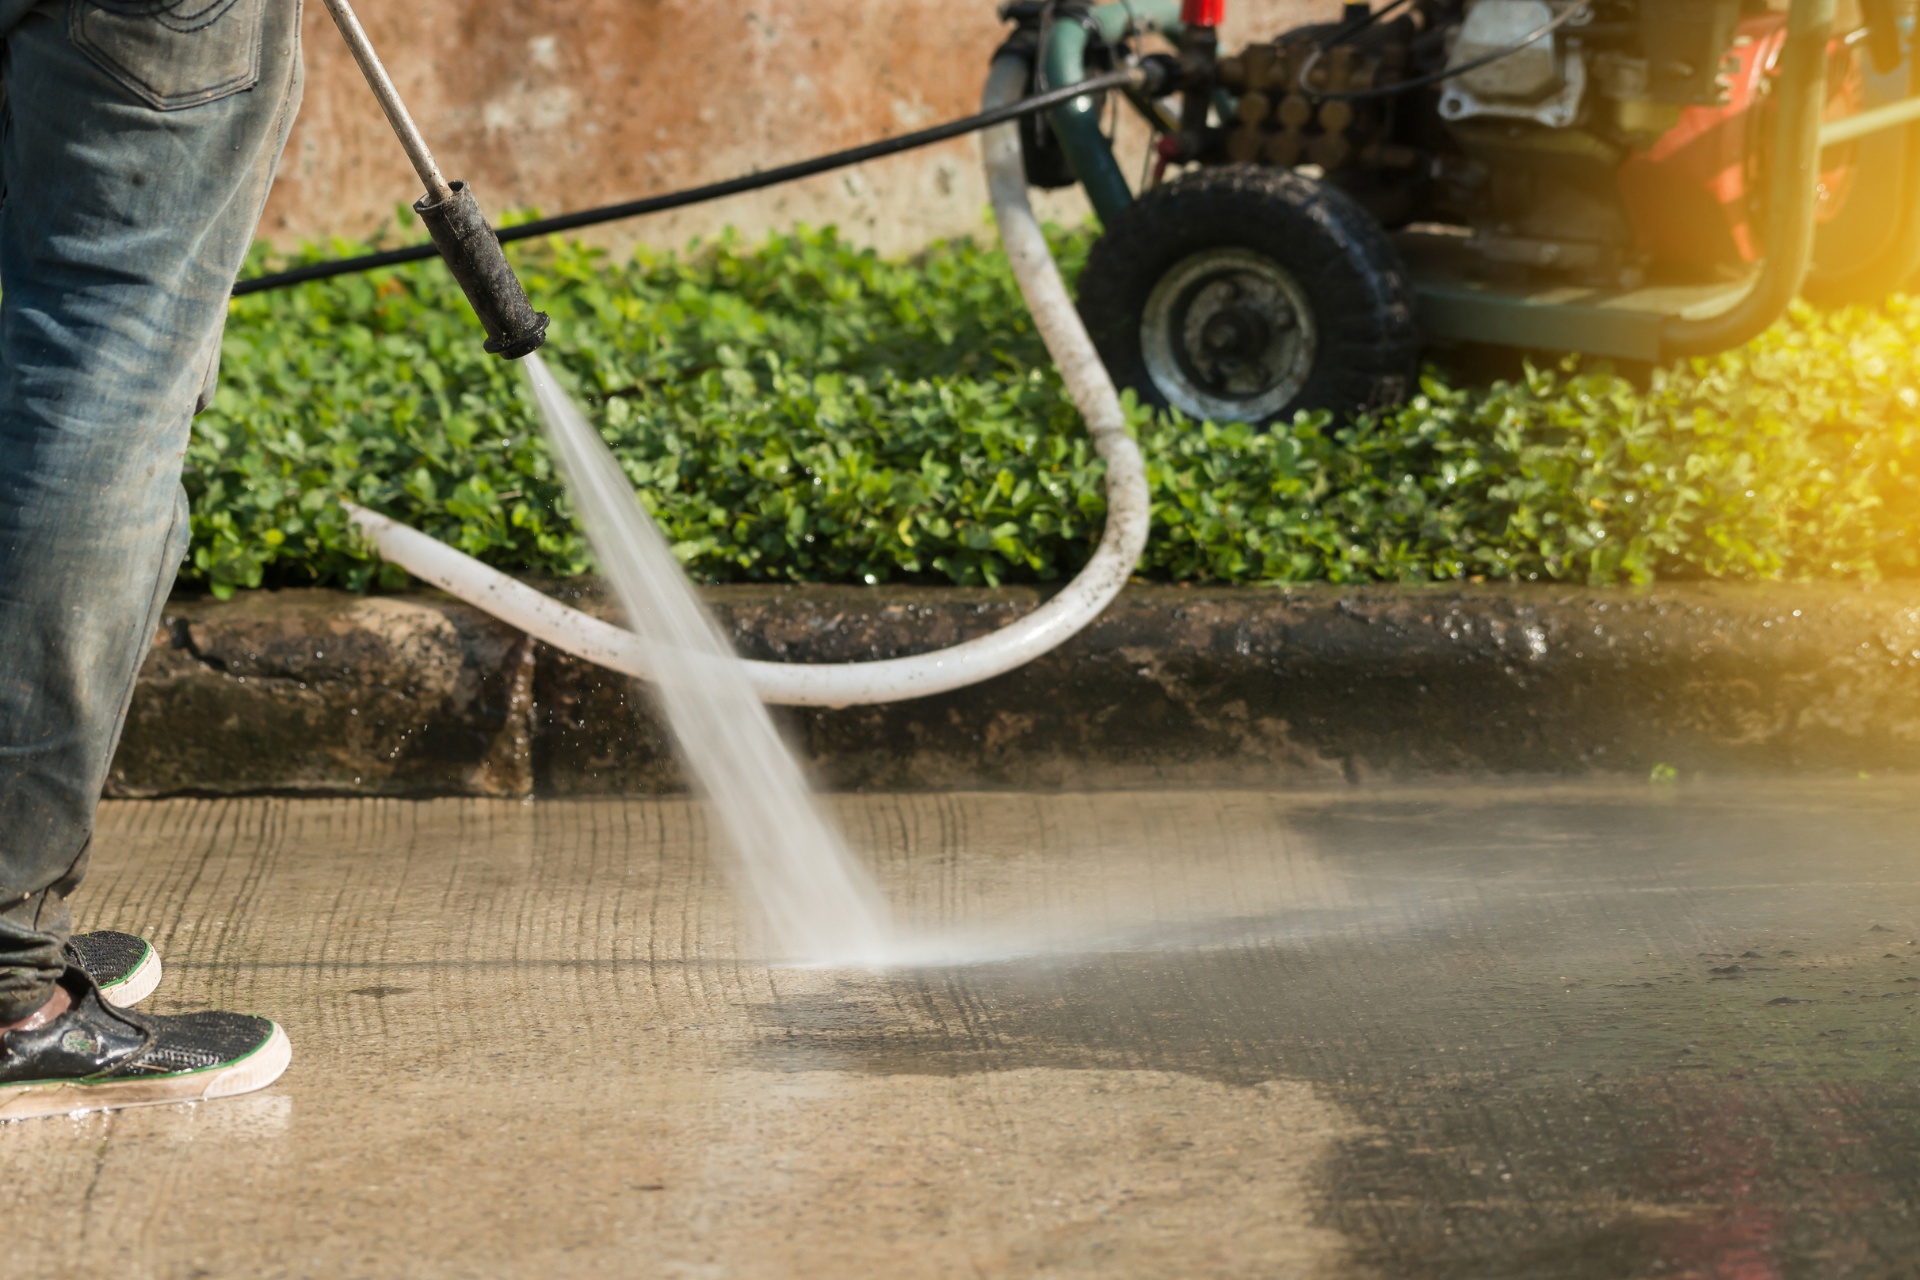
[
  {"xmin": 0, "ymin": 1023, "xmax": 292, "ymax": 1123},
  {"xmin": 97, "ymin": 944, "xmax": 163, "ymax": 1009}
]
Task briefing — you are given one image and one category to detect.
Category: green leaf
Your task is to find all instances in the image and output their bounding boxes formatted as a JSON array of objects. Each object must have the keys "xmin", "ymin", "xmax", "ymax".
[{"xmin": 187, "ymin": 224, "xmax": 1920, "ymax": 596}]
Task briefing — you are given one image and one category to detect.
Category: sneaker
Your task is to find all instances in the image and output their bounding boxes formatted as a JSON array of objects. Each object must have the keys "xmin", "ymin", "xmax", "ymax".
[
  {"xmin": 68, "ymin": 930, "xmax": 163, "ymax": 1008},
  {"xmin": 0, "ymin": 967, "xmax": 291, "ymax": 1122}
]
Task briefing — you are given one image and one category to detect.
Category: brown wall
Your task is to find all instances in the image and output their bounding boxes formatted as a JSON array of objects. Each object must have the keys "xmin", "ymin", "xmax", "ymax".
[{"xmin": 264, "ymin": 0, "xmax": 1323, "ymax": 255}]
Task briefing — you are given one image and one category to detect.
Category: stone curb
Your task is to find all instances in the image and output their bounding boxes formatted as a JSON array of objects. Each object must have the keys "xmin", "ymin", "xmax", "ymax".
[{"xmin": 106, "ymin": 581, "xmax": 1920, "ymax": 797}]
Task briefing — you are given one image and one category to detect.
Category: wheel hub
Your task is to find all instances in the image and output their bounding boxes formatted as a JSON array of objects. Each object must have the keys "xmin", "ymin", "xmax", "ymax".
[
  {"xmin": 1200, "ymin": 305, "xmax": 1275, "ymax": 359},
  {"xmin": 1141, "ymin": 249, "xmax": 1317, "ymax": 424}
]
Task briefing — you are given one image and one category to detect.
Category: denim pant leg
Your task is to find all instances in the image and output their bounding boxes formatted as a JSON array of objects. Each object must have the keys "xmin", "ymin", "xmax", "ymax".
[{"xmin": 0, "ymin": 0, "xmax": 303, "ymax": 1021}]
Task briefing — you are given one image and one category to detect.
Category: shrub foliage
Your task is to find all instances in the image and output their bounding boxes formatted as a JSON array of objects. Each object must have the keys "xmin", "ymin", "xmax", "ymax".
[{"xmin": 190, "ymin": 225, "xmax": 1920, "ymax": 597}]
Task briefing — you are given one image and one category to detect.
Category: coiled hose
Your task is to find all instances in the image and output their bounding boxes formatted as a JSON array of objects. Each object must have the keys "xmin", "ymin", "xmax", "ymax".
[{"xmin": 347, "ymin": 52, "xmax": 1151, "ymax": 707}]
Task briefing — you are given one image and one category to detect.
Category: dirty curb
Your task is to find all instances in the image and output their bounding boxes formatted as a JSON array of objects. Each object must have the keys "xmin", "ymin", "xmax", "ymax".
[{"xmin": 107, "ymin": 581, "xmax": 1920, "ymax": 797}]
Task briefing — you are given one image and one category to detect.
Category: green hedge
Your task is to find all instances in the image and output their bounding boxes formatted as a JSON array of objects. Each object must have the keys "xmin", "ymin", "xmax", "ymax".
[{"xmin": 190, "ymin": 223, "xmax": 1920, "ymax": 597}]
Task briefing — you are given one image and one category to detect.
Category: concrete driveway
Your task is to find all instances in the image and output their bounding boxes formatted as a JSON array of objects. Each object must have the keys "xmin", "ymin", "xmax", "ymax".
[{"xmin": 7, "ymin": 782, "xmax": 1918, "ymax": 1277}]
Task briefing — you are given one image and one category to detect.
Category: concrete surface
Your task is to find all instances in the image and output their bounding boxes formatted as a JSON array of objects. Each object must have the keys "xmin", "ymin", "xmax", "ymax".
[
  {"xmin": 266, "ymin": 0, "xmax": 1319, "ymax": 256},
  {"xmin": 8, "ymin": 782, "xmax": 1920, "ymax": 1277},
  {"xmin": 113, "ymin": 582, "xmax": 1920, "ymax": 797}
]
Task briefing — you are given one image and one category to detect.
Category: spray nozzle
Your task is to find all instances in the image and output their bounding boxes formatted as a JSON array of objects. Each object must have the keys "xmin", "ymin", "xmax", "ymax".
[
  {"xmin": 320, "ymin": 0, "xmax": 549, "ymax": 360},
  {"xmin": 413, "ymin": 182, "xmax": 550, "ymax": 359}
]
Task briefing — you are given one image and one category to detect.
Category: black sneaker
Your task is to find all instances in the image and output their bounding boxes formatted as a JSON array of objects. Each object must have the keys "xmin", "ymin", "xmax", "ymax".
[
  {"xmin": 68, "ymin": 930, "xmax": 163, "ymax": 1008},
  {"xmin": 0, "ymin": 967, "xmax": 291, "ymax": 1122}
]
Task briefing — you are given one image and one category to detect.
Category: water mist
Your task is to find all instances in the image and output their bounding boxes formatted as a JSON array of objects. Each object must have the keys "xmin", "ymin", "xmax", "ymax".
[{"xmin": 524, "ymin": 354, "xmax": 893, "ymax": 965}]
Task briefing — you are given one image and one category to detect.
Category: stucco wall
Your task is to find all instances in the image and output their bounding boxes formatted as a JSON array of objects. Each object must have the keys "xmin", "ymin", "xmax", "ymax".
[{"xmin": 263, "ymin": 0, "xmax": 1324, "ymax": 255}]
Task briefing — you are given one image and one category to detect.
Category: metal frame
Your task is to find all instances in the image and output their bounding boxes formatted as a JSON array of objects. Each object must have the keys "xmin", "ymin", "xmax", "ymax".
[{"xmin": 1051, "ymin": 0, "xmax": 1857, "ymax": 362}]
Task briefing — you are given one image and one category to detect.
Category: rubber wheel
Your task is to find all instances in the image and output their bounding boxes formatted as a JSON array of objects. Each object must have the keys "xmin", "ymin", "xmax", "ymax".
[
  {"xmin": 1078, "ymin": 165, "xmax": 1420, "ymax": 426},
  {"xmin": 1804, "ymin": 42, "xmax": 1920, "ymax": 308}
]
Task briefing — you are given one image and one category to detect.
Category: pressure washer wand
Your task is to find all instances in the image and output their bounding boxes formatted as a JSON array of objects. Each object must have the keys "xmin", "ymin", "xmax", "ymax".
[{"xmin": 318, "ymin": 0, "xmax": 549, "ymax": 358}]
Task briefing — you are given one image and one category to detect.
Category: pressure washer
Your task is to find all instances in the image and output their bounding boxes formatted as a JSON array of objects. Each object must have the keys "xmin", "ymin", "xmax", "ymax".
[
  {"xmin": 310, "ymin": 0, "xmax": 1904, "ymax": 705},
  {"xmin": 307, "ymin": 0, "xmax": 1909, "ymax": 414},
  {"xmin": 1016, "ymin": 0, "xmax": 1914, "ymax": 423}
]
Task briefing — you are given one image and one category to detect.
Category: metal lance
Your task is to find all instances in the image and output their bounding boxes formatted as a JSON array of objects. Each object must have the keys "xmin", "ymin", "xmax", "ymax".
[{"xmin": 317, "ymin": 0, "xmax": 550, "ymax": 358}]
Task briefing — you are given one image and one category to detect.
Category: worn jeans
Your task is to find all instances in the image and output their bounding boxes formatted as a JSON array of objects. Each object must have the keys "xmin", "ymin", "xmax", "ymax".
[{"xmin": 0, "ymin": 0, "xmax": 302, "ymax": 1020}]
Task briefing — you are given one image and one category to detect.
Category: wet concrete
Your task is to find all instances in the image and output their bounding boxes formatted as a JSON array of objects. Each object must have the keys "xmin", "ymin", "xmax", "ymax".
[{"xmin": 9, "ymin": 782, "xmax": 1920, "ymax": 1276}]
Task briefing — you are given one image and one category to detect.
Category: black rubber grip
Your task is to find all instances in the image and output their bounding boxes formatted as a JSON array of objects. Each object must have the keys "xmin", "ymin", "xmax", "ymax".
[{"xmin": 412, "ymin": 181, "xmax": 551, "ymax": 359}]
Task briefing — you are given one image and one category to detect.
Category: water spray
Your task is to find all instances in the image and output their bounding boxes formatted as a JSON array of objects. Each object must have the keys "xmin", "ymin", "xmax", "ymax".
[
  {"xmin": 306, "ymin": 6, "xmax": 1161, "ymax": 954},
  {"xmin": 318, "ymin": 0, "xmax": 549, "ymax": 359}
]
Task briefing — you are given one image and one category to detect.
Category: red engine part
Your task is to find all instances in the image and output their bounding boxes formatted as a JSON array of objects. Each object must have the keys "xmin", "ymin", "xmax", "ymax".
[
  {"xmin": 1617, "ymin": 14, "xmax": 1865, "ymax": 275},
  {"xmin": 1180, "ymin": 0, "xmax": 1225, "ymax": 28},
  {"xmin": 1616, "ymin": 15, "xmax": 1786, "ymax": 272}
]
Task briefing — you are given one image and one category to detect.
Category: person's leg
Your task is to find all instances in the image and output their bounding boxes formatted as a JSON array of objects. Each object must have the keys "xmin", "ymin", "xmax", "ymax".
[{"xmin": 0, "ymin": 0, "xmax": 304, "ymax": 1022}]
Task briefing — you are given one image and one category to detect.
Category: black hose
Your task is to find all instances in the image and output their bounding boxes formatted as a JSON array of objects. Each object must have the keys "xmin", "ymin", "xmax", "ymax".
[
  {"xmin": 233, "ymin": 68, "xmax": 1142, "ymax": 296},
  {"xmin": 1309, "ymin": 0, "xmax": 1417, "ymax": 51},
  {"xmin": 1300, "ymin": 3, "xmax": 1590, "ymax": 103}
]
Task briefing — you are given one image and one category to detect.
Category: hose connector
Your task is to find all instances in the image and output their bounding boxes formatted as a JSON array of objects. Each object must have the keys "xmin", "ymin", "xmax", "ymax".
[{"xmin": 413, "ymin": 182, "xmax": 551, "ymax": 360}]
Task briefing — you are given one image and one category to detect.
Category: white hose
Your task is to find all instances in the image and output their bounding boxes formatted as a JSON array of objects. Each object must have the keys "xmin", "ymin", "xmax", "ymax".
[{"xmin": 346, "ymin": 54, "xmax": 1149, "ymax": 707}]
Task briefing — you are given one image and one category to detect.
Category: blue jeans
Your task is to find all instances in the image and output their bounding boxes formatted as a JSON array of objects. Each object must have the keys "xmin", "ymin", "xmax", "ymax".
[{"xmin": 0, "ymin": 0, "xmax": 302, "ymax": 1020}]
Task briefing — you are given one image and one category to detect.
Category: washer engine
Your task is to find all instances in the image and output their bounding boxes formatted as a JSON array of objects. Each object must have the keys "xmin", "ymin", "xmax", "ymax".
[{"xmin": 1216, "ymin": 1, "xmax": 1840, "ymax": 285}]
